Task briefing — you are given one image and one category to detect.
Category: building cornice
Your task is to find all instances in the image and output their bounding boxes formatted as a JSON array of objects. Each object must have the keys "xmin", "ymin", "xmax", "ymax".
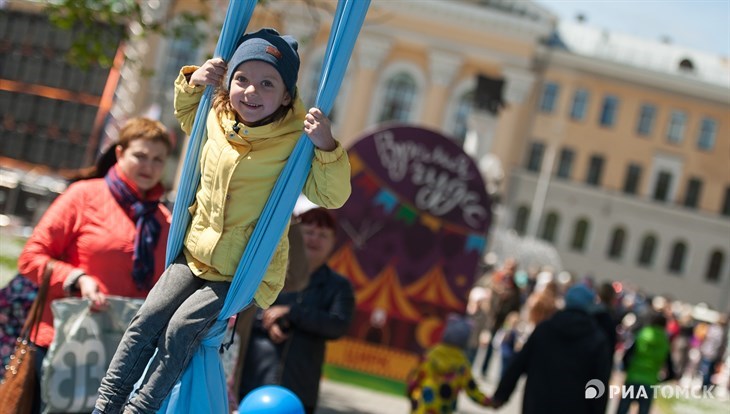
[
  {"xmin": 372, "ymin": 0, "xmax": 555, "ymax": 43},
  {"xmin": 357, "ymin": 33, "xmax": 393, "ymax": 71},
  {"xmin": 541, "ymin": 47, "xmax": 730, "ymax": 106},
  {"xmin": 429, "ymin": 49, "xmax": 463, "ymax": 87},
  {"xmin": 363, "ymin": 26, "xmax": 533, "ymax": 71},
  {"xmin": 268, "ymin": 1, "xmax": 542, "ymax": 73}
]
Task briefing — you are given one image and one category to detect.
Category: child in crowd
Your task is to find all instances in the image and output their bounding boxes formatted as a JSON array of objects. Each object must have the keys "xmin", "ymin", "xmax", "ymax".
[
  {"xmin": 499, "ymin": 311, "xmax": 521, "ymax": 380},
  {"xmin": 93, "ymin": 28, "xmax": 351, "ymax": 414},
  {"xmin": 407, "ymin": 315, "xmax": 492, "ymax": 414},
  {"xmin": 617, "ymin": 312, "xmax": 676, "ymax": 414}
]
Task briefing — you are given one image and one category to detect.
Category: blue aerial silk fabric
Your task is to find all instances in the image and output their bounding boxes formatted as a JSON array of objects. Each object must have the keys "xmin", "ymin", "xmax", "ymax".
[
  {"xmin": 154, "ymin": 0, "xmax": 371, "ymax": 412},
  {"xmin": 164, "ymin": 0, "xmax": 258, "ymax": 267}
]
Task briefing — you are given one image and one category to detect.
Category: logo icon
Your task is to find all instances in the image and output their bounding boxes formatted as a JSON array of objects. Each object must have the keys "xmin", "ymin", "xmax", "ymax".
[
  {"xmin": 266, "ymin": 45, "xmax": 282, "ymax": 60},
  {"xmin": 585, "ymin": 379, "xmax": 605, "ymax": 399}
]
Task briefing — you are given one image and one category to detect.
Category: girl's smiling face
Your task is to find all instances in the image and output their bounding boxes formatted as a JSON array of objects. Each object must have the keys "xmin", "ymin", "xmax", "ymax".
[{"xmin": 229, "ymin": 60, "xmax": 291, "ymax": 125}]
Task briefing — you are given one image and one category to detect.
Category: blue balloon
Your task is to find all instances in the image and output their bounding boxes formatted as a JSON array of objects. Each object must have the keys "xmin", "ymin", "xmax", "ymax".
[{"xmin": 239, "ymin": 385, "xmax": 305, "ymax": 414}]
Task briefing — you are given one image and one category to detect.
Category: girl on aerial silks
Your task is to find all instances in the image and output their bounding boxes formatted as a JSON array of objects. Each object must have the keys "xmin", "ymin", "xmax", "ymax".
[{"xmin": 93, "ymin": 27, "xmax": 351, "ymax": 414}]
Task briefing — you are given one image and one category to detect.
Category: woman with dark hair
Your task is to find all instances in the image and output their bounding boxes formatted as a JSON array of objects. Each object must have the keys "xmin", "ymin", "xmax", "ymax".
[
  {"xmin": 17, "ymin": 117, "xmax": 173, "ymax": 414},
  {"xmin": 237, "ymin": 207, "xmax": 355, "ymax": 414}
]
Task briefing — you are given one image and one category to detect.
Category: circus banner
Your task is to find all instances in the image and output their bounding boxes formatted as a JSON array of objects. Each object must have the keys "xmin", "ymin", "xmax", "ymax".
[{"xmin": 325, "ymin": 125, "xmax": 492, "ymax": 387}]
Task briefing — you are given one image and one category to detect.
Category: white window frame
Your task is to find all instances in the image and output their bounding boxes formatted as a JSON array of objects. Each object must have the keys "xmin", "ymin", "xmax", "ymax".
[
  {"xmin": 443, "ymin": 77, "xmax": 476, "ymax": 143},
  {"xmin": 666, "ymin": 110, "xmax": 687, "ymax": 144},
  {"xmin": 646, "ymin": 153, "xmax": 683, "ymax": 202},
  {"xmin": 367, "ymin": 61, "xmax": 426, "ymax": 127},
  {"xmin": 636, "ymin": 104, "xmax": 656, "ymax": 136},
  {"xmin": 697, "ymin": 117, "xmax": 716, "ymax": 150},
  {"xmin": 539, "ymin": 82, "xmax": 559, "ymax": 113},
  {"xmin": 599, "ymin": 95, "xmax": 619, "ymax": 127},
  {"xmin": 570, "ymin": 88, "xmax": 589, "ymax": 121}
]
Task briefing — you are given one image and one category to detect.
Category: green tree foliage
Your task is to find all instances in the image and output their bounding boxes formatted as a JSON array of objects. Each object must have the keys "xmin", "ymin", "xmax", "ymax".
[{"xmin": 46, "ymin": 0, "xmax": 209, "ymax": 69}]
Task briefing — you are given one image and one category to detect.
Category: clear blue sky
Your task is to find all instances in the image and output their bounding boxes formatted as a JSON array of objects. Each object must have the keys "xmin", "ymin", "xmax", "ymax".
[{"xmin": 536, "ymin": 0, "xmax": 730, "ymax": 56}]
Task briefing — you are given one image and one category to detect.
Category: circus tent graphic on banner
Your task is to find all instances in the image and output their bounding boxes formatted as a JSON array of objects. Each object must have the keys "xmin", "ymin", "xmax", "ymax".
[
  {"xmin": 327, "ymin": 124, "xmax": 492, "ymax": 373},
  {"xmin": 355, "ymin": 263, "xmax": 421, "ymax": 321},
  {"xmin": 328, "ymin": 243, "xmax": 371, "ymax": 289},
  {"xmin": 404, "ymin": 263, "xmax": 465, "ymax": 312}
]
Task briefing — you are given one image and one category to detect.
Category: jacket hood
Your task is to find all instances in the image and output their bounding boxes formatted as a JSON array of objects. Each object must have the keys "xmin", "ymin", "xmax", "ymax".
[
  {"xmin": 549, "ymin": 309, "xmax": 598, "ymax": 339},
  {"xmin": 426, "ymin": 344, "xmax": 469, "ymax": 375}
]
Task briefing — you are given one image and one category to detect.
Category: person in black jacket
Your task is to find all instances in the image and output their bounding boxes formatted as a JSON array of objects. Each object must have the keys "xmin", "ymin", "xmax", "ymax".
[
  {"xmin": 593, "ymin": 281, "xmax": 620, "ymax": 359},
  {"xmin": 237, "ymin": 207, "xmax": 355, "ymax": 414},
  {"xmin": 492, "ymin": 284, "xmax": 612, "ymax": 414}
]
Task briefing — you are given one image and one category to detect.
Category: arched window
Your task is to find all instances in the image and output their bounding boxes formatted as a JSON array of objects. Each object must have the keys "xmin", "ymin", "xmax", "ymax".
[
  {"xmin": 540, "ymin": 211, "xmax": 560, "ymax": 243},
  {"xmin": 570, "ymin": 218, "xmax": 590, "ymax": 251},
  {"xmin": 378, "ymin": 72, "xmax": 417, "ymax": 123},
  {"xmin": 678, "ymin": 58, "xmax": 694, "ymax": 72},
  {"xmin": 452, "ymin": 90, "xmax": 474, "ymax": 144},
  {"xmin": 667, "ymin": 241, "xmax": 687, "ymax": 274},
  {"xmin": 637, "ymin": 234, "xmax": 657, "ymax": 267},
  {"xmin": 514, "ymin": 205, "xmax": 530, "ymax": 235},
  {"xmin": 705, "ymin": 250, "xmax": 725, "ymax": 283},
  {"xmin": 607, "ymin": 227, "xmax": 626, "ymax": 259}
]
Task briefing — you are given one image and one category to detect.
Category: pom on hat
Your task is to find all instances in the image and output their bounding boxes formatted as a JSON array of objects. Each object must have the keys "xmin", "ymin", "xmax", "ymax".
[
  {"xmin": 227, "ymin": 28, "xmax": 300, "ymax": 96},
  {"xmin": 564, "ymin": 284, "xmax": 596, "ymax": 311},
  {"xmin": 441, "ymin": 315, "xmax": 472, "ymax": 349}
]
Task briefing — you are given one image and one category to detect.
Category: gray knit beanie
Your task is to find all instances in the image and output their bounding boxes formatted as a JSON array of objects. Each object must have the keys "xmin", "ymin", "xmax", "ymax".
[{"xmin": 226, "ymin": 28, "xmax": 300, "ymax": 96}]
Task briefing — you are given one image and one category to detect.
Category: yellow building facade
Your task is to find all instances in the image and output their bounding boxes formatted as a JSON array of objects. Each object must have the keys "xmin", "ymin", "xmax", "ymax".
[
  {"xmin": 3, "ymin": 0, "xmax": 728, "ymax": 309},
  {"xmin": 512, "ymin": 22, "xmax": 730, "ymax": 310},
  {"xmin": 71, "ymin": 0, "xmax": 730, "ymax": 308},
  {"xmin": 238, "ymin": 1, "xmax": 729, "ymax": 309}
]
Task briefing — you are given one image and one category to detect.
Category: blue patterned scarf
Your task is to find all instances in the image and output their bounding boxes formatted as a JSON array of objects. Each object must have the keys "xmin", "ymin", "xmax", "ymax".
[{"xmin": 105, "ymin": 165, "xmax": 162, "ymax": 290}]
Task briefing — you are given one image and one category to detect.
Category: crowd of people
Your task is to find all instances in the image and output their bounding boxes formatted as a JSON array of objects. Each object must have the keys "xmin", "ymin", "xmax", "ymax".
[
  {"xmin": 1, "ymin": 23, "xmax": 728, "ymax": 414},
  {"xmin": 446, "ymin": 258, "xmax": 730, "ymax": 413}
]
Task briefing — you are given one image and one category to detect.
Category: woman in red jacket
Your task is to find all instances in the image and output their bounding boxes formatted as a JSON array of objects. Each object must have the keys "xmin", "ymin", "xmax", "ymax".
[{"xmin": 17, "ymin": 117, "xmax": 173, "ymax": 414}]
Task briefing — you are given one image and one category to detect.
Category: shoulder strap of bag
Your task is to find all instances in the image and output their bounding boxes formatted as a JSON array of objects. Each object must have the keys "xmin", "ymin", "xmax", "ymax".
[{"xmin": 20, "ymin": 260, "xmax": 54, "ymax": 342}]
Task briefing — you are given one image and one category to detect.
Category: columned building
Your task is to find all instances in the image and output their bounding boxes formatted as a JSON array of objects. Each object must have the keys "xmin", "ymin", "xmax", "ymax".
[
  {"xmin": 260, "ymin": 0, "xmax": 554, "ymax": 223},
  {"xmin": 507, "ymin": 22, "xmax": 730, "ymax": 310},
  {"xmin": 3, "ymin": 0, "xmax": 728, "ymax": 309},
  {"xmin": 255, "ymin": 1, "xmax": 729, "ymax": 310}
]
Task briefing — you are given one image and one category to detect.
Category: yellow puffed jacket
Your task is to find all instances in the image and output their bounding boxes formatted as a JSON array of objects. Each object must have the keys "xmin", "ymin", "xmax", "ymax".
[{"xmin": 173, "ymin": 66, "xmax": 351, "ymax": 308}]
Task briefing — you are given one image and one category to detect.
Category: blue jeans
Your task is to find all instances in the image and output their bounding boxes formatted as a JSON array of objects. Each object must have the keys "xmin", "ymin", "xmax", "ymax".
[
  {"xmin": 699, "ymin": 357, "xmax": 716, "ymax": 387},
  {"xmin": 94, "ymin": 255, "xmax": 229, "ymax": 414}
]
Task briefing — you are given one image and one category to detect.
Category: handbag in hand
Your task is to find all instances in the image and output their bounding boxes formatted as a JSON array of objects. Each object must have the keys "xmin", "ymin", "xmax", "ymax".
[
  {"xmin": 42, "ymin": 296, "xmax": 143, "ymax": 413},
  {"xmin": 0, "ymin": 262, "xmax": 53, "ymax": 414}
]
